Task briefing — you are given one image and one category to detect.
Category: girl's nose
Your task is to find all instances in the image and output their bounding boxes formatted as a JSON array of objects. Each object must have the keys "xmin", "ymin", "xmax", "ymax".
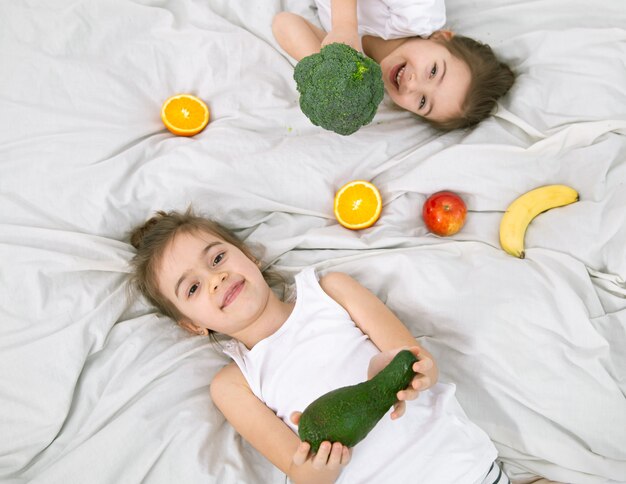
[
  {"xmin": 405, "ymin": 71, "xmax": 422, "ymax": 94},
  {"xmin": 210, "ymin": 272, "xmax": 228, "ymax": 294}
]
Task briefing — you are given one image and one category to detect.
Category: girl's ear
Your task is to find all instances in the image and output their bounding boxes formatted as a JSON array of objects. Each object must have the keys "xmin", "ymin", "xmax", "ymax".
[
  {"xmin": 430, "ymin": 29, "xmax": 454, "ymax": 42},
  {"xmin": 178, "ymin": 319, "xmax": 209, "ymax": 336}
]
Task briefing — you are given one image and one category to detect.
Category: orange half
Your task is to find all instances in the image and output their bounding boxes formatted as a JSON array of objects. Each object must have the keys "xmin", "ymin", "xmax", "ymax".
[
  {"xmin": 334, "ymin": 180, "xmax": 382, "ymax": 230},
  {"xmin": 161, "ymin": 94, "xmax": 210, "ymax": 136}
]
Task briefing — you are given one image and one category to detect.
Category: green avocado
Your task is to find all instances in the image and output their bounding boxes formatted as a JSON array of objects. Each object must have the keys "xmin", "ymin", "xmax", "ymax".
[{"xmin": 298, "ymin": 350, "xmax": 418, "ymax": 452}]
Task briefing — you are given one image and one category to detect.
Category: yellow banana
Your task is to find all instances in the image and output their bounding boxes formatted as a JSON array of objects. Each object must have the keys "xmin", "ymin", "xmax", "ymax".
[{"xmin": 499, "ymin": 184, "xmax": 579, "ymax": 258}]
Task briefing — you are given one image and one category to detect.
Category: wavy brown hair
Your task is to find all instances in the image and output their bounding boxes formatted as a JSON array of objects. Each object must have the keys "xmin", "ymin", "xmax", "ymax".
[{"xmin": 429, "ymin": 35, "xmax": 515, "ymax": 131}]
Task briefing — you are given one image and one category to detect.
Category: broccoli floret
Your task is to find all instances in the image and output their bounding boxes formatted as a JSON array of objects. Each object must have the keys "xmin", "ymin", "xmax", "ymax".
[{"xmin": 294, "ymin": 43, "xmax": 384, "ymax": 136}]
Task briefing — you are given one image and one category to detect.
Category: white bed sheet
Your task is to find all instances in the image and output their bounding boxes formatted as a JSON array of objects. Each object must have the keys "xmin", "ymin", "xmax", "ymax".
[{"xmin": 0, "ymin": 0, "xmax": 625, "ymax": 483}]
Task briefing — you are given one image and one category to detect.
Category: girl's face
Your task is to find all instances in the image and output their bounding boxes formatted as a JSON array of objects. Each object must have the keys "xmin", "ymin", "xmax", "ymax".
[
  {"xmin": 379, "ymin": 37, "xmax": 471, "ymax": 123},
  {"xmin": 156, "ymin": 230, "xmax": 271, "ymax": 338}
]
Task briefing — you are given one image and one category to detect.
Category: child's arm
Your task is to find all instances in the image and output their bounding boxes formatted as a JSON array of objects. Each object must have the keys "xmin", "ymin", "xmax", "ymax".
[
  {"xmin": 272, "ymin": 13, "xmax": 327, "ymax": 61},
  {"xmin": 210, "ymin": 363, "xmax": 351, "ymax": 484},
  {"xmin": 272, "ymin": 1, "xmax": 361, "ymax": 61},
  {"xmin": 319, "ymin": 272, "xmax": 439, "ymax": 416},
  {"xmin": 321, "ymin": 0, "xmax": 361, "ymax": 52}
]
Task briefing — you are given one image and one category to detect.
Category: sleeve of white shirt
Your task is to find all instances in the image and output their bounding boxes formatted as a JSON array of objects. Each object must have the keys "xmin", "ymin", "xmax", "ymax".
[{"xmin": 383, "ymin": 0, "xmax": 447, "ymax": 39}]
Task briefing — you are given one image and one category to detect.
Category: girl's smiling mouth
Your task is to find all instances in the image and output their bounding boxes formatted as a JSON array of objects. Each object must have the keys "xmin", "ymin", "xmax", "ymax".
[
  {"xmin": 221, "ymin": 280, "xmax": 244, "ymax": 309},
  {"xmin": 390, "ymin": 63, "xmax": 407, "ymax": 89}
]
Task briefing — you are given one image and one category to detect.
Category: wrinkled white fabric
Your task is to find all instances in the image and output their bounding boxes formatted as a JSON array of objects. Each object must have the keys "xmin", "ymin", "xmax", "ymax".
[{"xmin": 1, "ymin": 0, "xmax": 625, "ymax": 483}]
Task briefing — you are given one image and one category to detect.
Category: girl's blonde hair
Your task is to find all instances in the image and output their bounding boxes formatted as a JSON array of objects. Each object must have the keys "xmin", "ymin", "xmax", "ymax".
[
  {"xmin": 430, "ymin": 35, "xmax": 515, "ymax": 131},
  {"xmin": 128, "ymin": 209, "xmax": 263, "ymax": 337}
]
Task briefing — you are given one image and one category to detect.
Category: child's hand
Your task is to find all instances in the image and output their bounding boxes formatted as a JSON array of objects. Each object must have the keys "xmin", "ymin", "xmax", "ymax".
[
  {"xmin": 321, "ymin": 27, "xmax": 362, "ymax": 53},
  {"xmin": 367, "ymin": 346, "xmax": 435, "ymax": 420},
  {"xmin": 290, "ymin": 412, "xmax": 352, "ymax": 470}
]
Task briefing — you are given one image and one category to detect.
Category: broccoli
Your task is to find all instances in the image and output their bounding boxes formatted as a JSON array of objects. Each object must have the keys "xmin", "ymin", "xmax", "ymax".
[{"xmin": 294, "ymin": 43, "xmax": 384, "ymax": 136}]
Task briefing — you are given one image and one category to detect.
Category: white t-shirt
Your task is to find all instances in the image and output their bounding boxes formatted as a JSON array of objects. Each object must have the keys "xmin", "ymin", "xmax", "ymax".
[
  {"xmin": 223, "ymin": 268, "xmax": 496, "ymax": 483},
  {"xmin": 313, "ymin": 0, "xmax": 446, "ymax": 40}
]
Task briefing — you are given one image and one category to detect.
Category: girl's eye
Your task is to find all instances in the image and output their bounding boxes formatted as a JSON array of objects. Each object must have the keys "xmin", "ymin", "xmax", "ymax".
[
  {"xmin": 188, "ymin": 283, "xmax": 199, "ymax": 298},
  {"xmin": 419, "ymin": 96, "xmax": 426, "ymax": 109},
  {"xmin": 430, "ymin": 64, "xmax": 437, "ymax": 78},
  {"xmin": 212, "ymin": 252, "xmax": 225, "ymax": 266}
]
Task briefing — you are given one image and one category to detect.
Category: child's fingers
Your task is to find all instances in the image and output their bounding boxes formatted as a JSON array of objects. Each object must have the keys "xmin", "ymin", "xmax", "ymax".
[
  {"xmin": 412, "ymin": 374, "xmax": 431, "ymax": 392},
  {"xmin": 412, "ymin": 355, "xmax": 433, "ymax": 375},
  {"xmin": 391, "ymin": 400, "xmax": 406, "ymax": 419},
  {"xmin": 290, "ymin": 411, "xmax": 302, "ymax": 426},
  {"xmin": 326, "ymin": 442, "xmax": 345, "ymax": 470},
  {"xmin": 397, "ymin": 375, "xmax": 431, "ymax": 401},
  {"xmin": 341, "ymin": 446, "xmax": 352, "ymax": 465},
  {"xmin": 407, "ymin": 345, "xmax": 421, "ymax": 358},
  {"xmin": 397, "ymin": 387, "xmax": 417, "ymax": 401},
  {"xmin": 399, "ymin": 388, "xmax": 420, "ymax": 402},
  {"xmin": 312, "ymin": 441, "xmax": 332, "ymax": 470},
  {"xmin": 292, "ymin": 441, "xmax": 310, "ymax": 466}
]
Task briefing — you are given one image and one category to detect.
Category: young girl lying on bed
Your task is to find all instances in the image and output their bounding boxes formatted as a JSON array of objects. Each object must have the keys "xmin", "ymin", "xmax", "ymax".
[
  {"xmin": 129, "ymin": 209, "xmax": 509, "ymax": 484},
  {"xmin": 272, "ymin": 0, "xmax": 514, "ymax": 130}
]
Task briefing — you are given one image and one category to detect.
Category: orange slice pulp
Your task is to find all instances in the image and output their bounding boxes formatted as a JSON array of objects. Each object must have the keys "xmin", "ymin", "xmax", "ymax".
[
  {"xmin": 334, "ymin": 180, "xmax": 382, "ymax": 230},
  {"xmin": 161, "ymin": 94, "xmax": 210, "ymax": 136}
]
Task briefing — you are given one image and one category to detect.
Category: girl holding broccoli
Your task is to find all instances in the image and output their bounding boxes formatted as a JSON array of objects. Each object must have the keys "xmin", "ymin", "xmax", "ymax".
[
  {"xmin": 129, "ymin": 209, "xmax": 509, "ymax": 483},
  {"xmin": 273, "ymin": 0, "xmax": 514, "ymax": 130}
]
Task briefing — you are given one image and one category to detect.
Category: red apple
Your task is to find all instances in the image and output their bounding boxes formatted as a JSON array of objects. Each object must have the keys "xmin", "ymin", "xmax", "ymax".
[{"xmin": 422, "ymin": 191, "xmax": 467, "ymax": 236}]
